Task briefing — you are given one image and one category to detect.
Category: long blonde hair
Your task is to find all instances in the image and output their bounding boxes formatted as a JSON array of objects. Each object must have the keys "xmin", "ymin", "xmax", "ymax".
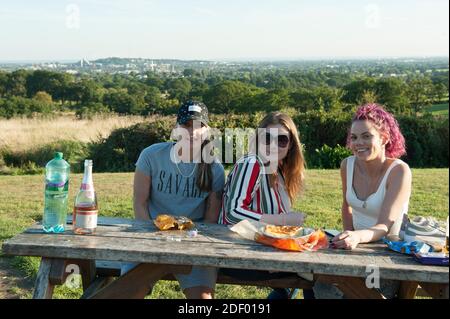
[{"xmin": 258, "ymin": 112, "xmax": 306, "ymax": 202}]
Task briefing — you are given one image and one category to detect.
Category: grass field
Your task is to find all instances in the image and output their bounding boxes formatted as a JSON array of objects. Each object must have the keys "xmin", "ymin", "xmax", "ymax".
[
  {"xmin": 424, "ymin": 103, "xmax": 449, "ymax": 116},
  {"xmin": 0, "ymin": 114, "xmax": 148, "ymax": 153},
  {"xmin": 0, "ymin": 169, "xmax": 448, "ymax": 299}
]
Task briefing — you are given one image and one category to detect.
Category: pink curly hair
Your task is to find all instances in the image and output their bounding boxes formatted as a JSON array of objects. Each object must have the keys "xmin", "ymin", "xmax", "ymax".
[{"xmin": 346, "ymin": 103, "xmax": 406, "ymax": 159}]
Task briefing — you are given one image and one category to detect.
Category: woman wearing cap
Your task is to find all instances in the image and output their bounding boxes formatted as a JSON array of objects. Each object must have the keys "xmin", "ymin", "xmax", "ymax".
[
  {"xmin": 218, "ymin": 112, "xmax": 310, "ymax": 299},
  {"xmin": 124, "ymin": 100, "xmax": 225, "ymax": 299},
  {"xmin": 314, "ymin": 103, "xmax": 411, "ymax": 299}
]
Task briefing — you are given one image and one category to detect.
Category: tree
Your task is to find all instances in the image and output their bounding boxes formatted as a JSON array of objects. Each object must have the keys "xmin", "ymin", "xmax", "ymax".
[
  {"xmin": 144, "ymin": 86, "xmax": 164, "ymax": 113},
  {"xmin": 125, "ymin": 82, "xmax": 147, "ymax": 99},
  {"xmin": 374, "ymin": 78, "xmax": 410, "ymax": 114},
  {"xmin": 34, "ymin": 91, "xmax": 53, "ymax": 104},
  {"xmin": 407, "ymin": 77, "xmax": 433, "ymax": 115},
  {"xmin": 358, "ymin": 90, "xmax": 378, "ymax": 105},
  {"xmin": 5, "ymin": 70, "xmax": 28, "ymax": 97},
  {"xmin": 25, "ymin": 70, "xmax": 73, "ymax": 102},
  {"xmin": 313, "ymin": 87, "xmax": 343, "ymax": 112},
  {"xmin": 0, "ymin": 71, "xmax": 7, "ymax": 97},
  {"xmin": 183, "ymin": 68, "xmax": 198, "ymax": 77},
  {"xmin": 67, "ymin": 80, "xmax": 102, "ymax": 104},
  {"xmin": 431, "ymin": 83, "xmax": 448, "ymax": 104},
  {"xmin": 103, "ymin": 91, "xmax": 145, "ymax": 115},
  {"xmin": 189, "ymin": 80, "xmax": 209, "ymax": 101},
  {"xmin": 145, "ymin": 73, "xmax": 164, "ymax": 90},
  {"xmin": 342, "ymin": 78, "xmax": 376, "ymax": 106},
  {"xmin": 166, "ymin": 78, "xmax": 192, "ymax": 101},
  {"xmin": 249, "ymin": 89, "xmax": 291, "ymax": 112},
  {"xmin": 203, "ymin": 80, "xmax": 259, "ymax": 113},
  {"xmin": 290, "ymin": 88, "xmax": 316, "ymax": 113}
]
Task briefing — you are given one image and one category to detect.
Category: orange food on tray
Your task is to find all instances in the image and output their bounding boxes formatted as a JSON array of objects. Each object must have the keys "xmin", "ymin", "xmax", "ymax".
[
  {"xmin": 255, "ymin": 227, "xmax": 329, "ymax": 252},
  {"xmin": 263, "ymin": 225, "xmax": 303, "ymax": 238},
  {"xmin": 154, "ymin": 214, "xmax": 195, "ymax": 231}
]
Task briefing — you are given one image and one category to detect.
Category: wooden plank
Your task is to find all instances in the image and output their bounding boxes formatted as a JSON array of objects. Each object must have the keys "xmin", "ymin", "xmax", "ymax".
[
  {"xmin": 398, "ymin": 281, "xmax": 419, "ymax": 299},
  {"xmin": 33, "ymin": 258, "xmax": 54, "ymax": 299},
  {"xmin": 3, "ymin": 231, "xmax": 448, "ymax": 284},
  {"xmin": 25, "ymin": 221, "xmax": 256, "ymax": 246},
  {"xmin": 76, "ymin": 259, "xmax": 97, "ymax": 290},
  {"xmin": 89, "ymin": 264, "xmax": 192, "ymax": 299},
  {"xmin": 94, "ymin": 260, "xmax": 313, "ymax": 289},
  {"xmin": 46, "ymin": 258, "xmax": 96, "ymax": 291},
  {"xmin": 81, "ymin": 277, "xmax": 115, "ymax": 299},
  {"xmin": 49, "ymin": 259, "xmax": 68, "ymax": 285},
  {"xmin": 419, "ymin": 282, "xmax": 449, "ymax": 299},
  {"xmin": 315, "ymin": 274, "xmax": 385, "ymax": 299},
  {"xmin": 93, "ymin": 260, "xmax": 313, "ymax": 289}
]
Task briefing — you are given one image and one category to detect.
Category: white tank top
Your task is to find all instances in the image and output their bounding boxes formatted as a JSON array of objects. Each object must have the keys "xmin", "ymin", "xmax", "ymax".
[{"xmin": 346, "ymin": 156, "xmax": 409, "ymax": 236}]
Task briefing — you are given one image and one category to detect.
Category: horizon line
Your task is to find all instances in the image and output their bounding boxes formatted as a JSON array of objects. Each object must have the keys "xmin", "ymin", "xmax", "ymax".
[{"xmin": 0, "ymin": 55, "xmax": 449, "ymax": 64}]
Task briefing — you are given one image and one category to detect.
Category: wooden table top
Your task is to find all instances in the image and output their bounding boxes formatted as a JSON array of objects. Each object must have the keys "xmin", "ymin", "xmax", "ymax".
[{"xmin": 2, "ymin": 217, "xmax": 448, "ymax": 284}]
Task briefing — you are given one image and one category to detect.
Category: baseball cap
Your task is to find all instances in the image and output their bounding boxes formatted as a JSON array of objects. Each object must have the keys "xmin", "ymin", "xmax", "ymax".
[{"xmin": 177, "ymin": 101, "xmax": 209, "ymax": 126}]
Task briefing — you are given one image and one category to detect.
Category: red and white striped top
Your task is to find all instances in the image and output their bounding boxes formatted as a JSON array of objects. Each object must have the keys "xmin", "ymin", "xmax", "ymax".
[{"xmin": 218, "ymin": 155, "xmax": 290, "ymax": 225}]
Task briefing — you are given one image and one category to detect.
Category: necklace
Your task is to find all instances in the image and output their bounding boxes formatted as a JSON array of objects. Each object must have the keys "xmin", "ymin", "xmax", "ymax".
[
  {"xmin": 172, "ymin": 146, "xmax": 197, "ymax": 178},
  {"xmin": 175, "ymin": 161, "xmax": 197, "ymax": 179}
]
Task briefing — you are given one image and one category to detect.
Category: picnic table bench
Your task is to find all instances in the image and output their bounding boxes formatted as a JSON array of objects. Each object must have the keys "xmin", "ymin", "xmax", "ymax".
[{"xmin": 2, "ymin": 217, "xmax": 448, "ymax": 299}]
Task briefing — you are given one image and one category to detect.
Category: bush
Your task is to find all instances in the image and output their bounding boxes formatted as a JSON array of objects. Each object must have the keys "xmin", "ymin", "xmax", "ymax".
[
  {"xmin": 397, "ymin": 114, "xmax": 449, "ymax": 168},
  {"xmin": 1, "ymin": 111, "xmax": 447, "ymax": 175},
  {"xmin": 0, "ymin": 96, "xmax": 54, "ymax": 118},
  {"xmin": 87, "ymin": 112, "xmax": 448, "ymax": 170},
  {"xmin": 89, "ymin": 119, "xmax": 174, "ymax": 172},
  {"xmin": 74, "ymin": 102, "xmax": 111, "ymax": 119},
  {"xmin": 293, "ymin": 111, "xmax": 448, "ymax": 168},
  {"xmin": 2, "ymin": 140, "xmax": 89, "ymax": 173},
  {"xmin": 293, "ymin": 110, "xmax": 351, "ymax": 156},
  {"xmin": 308, "ymin": 144, "xmax": 353, "ymax": 169}
]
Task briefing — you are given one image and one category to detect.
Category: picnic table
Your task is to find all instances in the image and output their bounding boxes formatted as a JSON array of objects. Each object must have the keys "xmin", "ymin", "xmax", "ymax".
[{"xmin": 2, "ymin": 217, "xmax": 448, "ymax": 299}]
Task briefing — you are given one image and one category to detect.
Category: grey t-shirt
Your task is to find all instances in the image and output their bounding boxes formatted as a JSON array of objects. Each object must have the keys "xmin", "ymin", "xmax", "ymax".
[{"xmin": 135, "ymin": 142, "xmax": 225, "ymax": 221}]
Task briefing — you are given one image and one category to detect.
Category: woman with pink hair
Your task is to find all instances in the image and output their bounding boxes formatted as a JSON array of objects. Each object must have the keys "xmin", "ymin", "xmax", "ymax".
[
  {"xmin": 332, "ymin": 103, "xmax": 411, "ymax": 250},
  {"xmin": 312, "ymin": 103, "xmax": 412, "ymax": 299}
]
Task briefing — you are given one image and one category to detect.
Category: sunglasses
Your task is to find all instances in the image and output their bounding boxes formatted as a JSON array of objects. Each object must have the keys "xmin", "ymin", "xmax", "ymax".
[{"xmin": 262, "ymin": 132, "xmax": 290, "ymax": 148}]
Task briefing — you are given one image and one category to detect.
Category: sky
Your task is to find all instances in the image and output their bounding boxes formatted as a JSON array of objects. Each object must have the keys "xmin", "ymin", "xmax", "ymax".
[{"xmin": 0, "ymin": 0, "xmax": 448, "ymax": 61}]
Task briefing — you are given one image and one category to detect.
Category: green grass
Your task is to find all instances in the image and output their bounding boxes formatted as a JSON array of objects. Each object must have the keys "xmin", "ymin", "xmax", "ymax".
[
  {"xmin": 424, "ymin": 103, "xmax": 449, "ymax": 116},
  {"xmin": 0, "ymin": 169, "xmax": 448, "ymax": 299}
]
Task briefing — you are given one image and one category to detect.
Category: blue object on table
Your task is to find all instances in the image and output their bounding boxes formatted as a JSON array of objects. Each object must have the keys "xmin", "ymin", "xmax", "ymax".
[
  {"xmin": 383, "ymin": 238, "xmax": 432, "ymax": 255},
  {"xmin": 414, "ymin": 252, "xmax": 449, "ymax": 266}
]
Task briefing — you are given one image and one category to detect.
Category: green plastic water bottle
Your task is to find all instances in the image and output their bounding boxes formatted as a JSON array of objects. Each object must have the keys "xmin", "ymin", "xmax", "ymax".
[{"xmin": 42, "ymin": 152, "xmax": 70, "ymax": 233}]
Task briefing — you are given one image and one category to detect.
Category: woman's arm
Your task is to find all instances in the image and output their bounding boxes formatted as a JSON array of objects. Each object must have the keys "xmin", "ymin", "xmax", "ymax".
[
  {"xmin": 340, "ymin": 158, "xmax": 354, "ymax": 231},
  {"xmin": 204, "ymin": 191, "xmax": 223, "ymax": 223},
  {"xmin": 333, "ymin": 163, "xmax": 412, "ymax": 249},
  {"xmin": 133, "ymin": 169, "xmax": 151, "ymax": 221}
]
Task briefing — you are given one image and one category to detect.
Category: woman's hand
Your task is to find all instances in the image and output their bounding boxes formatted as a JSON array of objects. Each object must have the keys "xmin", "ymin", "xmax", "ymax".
[
  {"xmin": 331, "ymin": 231, "xmax": 361, "ymax": 250},
  {"xmin": 284, "ymin": 212, "xmax": 306, "ymax": 226}
]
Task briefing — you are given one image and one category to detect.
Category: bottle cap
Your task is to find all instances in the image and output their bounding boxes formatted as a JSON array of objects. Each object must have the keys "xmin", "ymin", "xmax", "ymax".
[
  {"xmin": 55, "ymin": 152, "xmax": 63, "ymax": 160},
  {"xmin": 84, "ymin": 159, "xmax": 93, "ymax": 166}
]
